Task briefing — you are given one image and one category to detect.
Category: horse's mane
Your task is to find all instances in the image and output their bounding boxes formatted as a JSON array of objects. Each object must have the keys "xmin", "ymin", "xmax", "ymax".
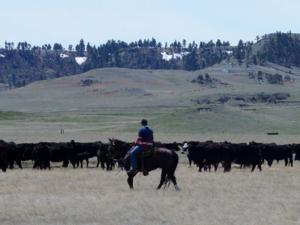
[
  {"xmin": 111, "ymin": 139, "xmax": 134, "ymax": 146},
  {"xmin": 113, "ymin": 139, "xmax": 128, "ymax": 145}
]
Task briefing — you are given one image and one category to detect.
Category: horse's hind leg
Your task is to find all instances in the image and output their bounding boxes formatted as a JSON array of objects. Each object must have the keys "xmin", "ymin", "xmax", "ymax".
[
  {"xmin": 157, "ymin": 170, "xmax": 167, "ymax": 190},
  {"xmin": 169, "ymin": 174, "xmax": 180, "ymax": 191},
  {"xmin": 251, "ymin": 164, "xmax": 256, "ymax": 172}
]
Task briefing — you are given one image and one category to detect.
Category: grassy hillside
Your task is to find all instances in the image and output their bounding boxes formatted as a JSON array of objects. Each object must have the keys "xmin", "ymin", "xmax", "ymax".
[{"xmin": 0, "ymin": 65, "xmax": 300, "ymax": 143}]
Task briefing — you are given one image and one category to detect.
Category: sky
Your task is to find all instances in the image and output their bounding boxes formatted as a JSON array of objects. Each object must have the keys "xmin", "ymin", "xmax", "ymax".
[{"xmin": 0, "ymin": 0, "xmax": 299, "ymax": 47}]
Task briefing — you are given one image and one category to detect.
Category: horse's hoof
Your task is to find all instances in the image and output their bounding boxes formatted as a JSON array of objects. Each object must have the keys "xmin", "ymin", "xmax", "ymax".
[{"xmin": 175, "ymin": 185, "xmax": 181, "ymax": 192}]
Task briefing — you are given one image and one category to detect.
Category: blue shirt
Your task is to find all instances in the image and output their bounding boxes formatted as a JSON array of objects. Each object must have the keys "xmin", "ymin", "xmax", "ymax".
[{"xmin": 138, "ymin": 126, "xmax": 154, "ymax": 142}]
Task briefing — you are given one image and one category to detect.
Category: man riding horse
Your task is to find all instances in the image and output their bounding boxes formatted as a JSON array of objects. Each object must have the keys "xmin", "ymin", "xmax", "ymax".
[
  {"xmin": 109, "ymin": 122, "xmax": 179, "ymax": 190},
  {"xmin": 128, "ymin": 119, "xmax": 153, "ymax": 175}
]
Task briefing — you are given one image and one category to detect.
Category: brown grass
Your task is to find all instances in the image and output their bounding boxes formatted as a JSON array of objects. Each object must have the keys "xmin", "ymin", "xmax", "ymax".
[{"xmin": 1, "ymin": 163, "xmax": 300, "ymax": 225}]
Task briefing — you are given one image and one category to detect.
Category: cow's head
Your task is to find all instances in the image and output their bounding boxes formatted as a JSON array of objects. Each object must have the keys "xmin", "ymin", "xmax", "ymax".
[{"xmin": 180, "ymin": 142, "xmax": 189, "ymax": 154}]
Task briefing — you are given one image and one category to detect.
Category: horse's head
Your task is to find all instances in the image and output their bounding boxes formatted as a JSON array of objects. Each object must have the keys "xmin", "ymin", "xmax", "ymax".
[{"xmin": 108, "ymin": 138, "xmax": 132, "ymax": 162}]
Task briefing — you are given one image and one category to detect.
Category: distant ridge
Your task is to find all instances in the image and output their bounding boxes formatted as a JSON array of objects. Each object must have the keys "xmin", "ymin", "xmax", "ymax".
[
  {"xmin": 0, "ymin": 32, "xmax": 300, "ymax": 88},
  {"xmin": 250, "ymin": 32, "xmax": 300, "ymax": 67}
]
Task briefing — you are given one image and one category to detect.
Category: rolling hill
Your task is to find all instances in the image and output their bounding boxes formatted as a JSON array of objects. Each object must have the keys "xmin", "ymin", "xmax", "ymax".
[{"xmin": 1, "ymin": 62, "xmax": 300, "ymax": 143}]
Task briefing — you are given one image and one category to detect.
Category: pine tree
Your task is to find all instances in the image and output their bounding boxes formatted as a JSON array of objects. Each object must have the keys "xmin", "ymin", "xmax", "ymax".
[
  {"xmin": 76, "ymin": 39, "xmax": 85, "ymax": 56},
  {"xmin": 235, "ymin": 40, "xmax": 245, "ymax": 63},
  {"xmin": 53, "ymin": 43, "xmax": 63, "ymax": 51},
  {"xmin": 182, "ymin": 39, "xmax": 187, "ymax": 49},
  {"xmin": 184, "ymin": 48, "xmax": 198, "ymax": 71}
]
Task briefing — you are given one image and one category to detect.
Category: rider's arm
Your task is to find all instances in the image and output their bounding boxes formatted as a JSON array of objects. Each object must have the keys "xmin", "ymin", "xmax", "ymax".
[
  {"xmin": 135, "ymin": 137, "xmax": 142, "ymax": 144},
  {"xmin": 135, "ymin": 128, "xmax": 144, "ymax": 144}
]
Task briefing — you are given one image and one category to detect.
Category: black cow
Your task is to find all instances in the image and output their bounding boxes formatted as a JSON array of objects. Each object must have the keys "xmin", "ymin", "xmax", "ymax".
[
  {"xmin": 262, "ymin": 144, "xmax": 293, "ymax": 167},
  {"xmin": 46, "ymin": 142, "xmax": 77, "ymax": 168},
  {"xmin": 182, "ymin": 141, "xmax": 229, "ymax": 172},
  {"xmin": 182, "ymin": 141, "xmax": 262, "ymax": 172},
  {"xmin": 0, "ymin": 140, "xmax": 9, "ymax": 172},
  {"xmin": 181, "ymin": 141, "xmax": 200, "ymax": 167},
  {"xmin": 17, "ymin": 143, "xmax": 36, "ymax": 162},
  {"xmin": 0, "ymin": 141, "xmax": 22, "ymax": 170},
  {"xmin": 7, "ymin": 142, "xmax": 22, "ymax": 169},
  {"xmin": 231, "ymin": 142, "xmax": 263, "ymax": 172},
  {"xmin": 294, "ymin": 144, "xmax": 300, "ymax": 162},
  {"xmin": 70, "ymin": 140, "xmax": 101, "ymax": 168},
  {"xmin": 32, "ymin": 142, "xmax": 50, "ymax": 170},
  {"xmin": 96, "ymin": 143, "xmax": 114, "ymax": 170}
]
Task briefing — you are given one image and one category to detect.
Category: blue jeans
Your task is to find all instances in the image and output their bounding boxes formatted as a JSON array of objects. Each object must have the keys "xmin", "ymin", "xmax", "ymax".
[{"xmin": 130, "ymin": 145, "xmax": 143, "ymax": 170}]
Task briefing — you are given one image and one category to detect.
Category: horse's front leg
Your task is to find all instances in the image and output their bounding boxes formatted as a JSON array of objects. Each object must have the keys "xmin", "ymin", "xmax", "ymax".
[{"xmin": 127, "ymin": 172, "xmax": 137, "ymax": 189}]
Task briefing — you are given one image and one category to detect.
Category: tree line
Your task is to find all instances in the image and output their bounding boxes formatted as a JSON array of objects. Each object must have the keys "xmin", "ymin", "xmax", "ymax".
[{"xmin": 0, "ymin": 32, "xmax": 299, "ymax": 88}]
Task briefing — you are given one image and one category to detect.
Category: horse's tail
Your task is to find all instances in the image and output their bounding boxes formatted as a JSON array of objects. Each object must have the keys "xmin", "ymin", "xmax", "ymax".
[{"xmin": 163, "ymin": 151, "xmax": 180, "ymax": 190}]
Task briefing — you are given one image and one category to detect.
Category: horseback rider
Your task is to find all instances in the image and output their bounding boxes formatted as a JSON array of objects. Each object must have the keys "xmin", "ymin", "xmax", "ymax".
[{"xmin": 129, "ymin": 119, "xmax": 154, "ymax": 174}]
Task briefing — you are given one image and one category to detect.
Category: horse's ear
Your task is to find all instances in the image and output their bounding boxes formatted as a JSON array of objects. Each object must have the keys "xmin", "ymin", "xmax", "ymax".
[{"xmin": 109, "ymin": 138, "xmax": 115, "ymax": 144}]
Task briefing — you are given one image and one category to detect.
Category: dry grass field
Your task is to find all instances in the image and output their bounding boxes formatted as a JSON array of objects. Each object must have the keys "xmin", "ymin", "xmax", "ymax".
[{"xmin": 1, "ymin": 163, "xmax": 300, "ymax": 225}]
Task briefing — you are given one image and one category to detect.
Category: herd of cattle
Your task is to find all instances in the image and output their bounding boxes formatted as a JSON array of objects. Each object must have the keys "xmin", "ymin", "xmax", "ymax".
[
  {"xmin": 181, "ymin": 141, "xmax": 300, "ymax": 172},
  {"xmin": 0, "ymin": 140, "xmax": 114, "ymax": 172},
  {"xmin": 0, "ymin": 139, "xmax": 300, "ymax": 173}
]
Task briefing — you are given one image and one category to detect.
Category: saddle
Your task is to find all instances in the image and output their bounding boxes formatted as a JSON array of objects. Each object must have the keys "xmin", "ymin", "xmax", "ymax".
[
  {"xmin": 137, "ymin": 147, "xmax": 154, "ymax": 159},
  {"xmin": 136, "ymin": 147, "xmax": 154, "ymax": 176}
]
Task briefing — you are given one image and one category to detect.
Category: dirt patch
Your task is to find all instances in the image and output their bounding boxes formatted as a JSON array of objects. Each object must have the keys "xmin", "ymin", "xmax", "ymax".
[
  {"xmin": 193, "ymin": 92, "xmax": 290, "ymax": 105},
  {"xmin": 191, "ymin": 73, "xmax": 228, "ymax": 87},
  {"xmin": 80, "ymin": 79, "xmax": 101, "ymax": 87}
]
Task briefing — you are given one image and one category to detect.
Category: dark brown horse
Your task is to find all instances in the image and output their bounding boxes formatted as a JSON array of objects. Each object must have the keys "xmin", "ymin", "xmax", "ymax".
[{"xmin": 109, "ymin": 139, "xmax": 180, "ymax": 191}]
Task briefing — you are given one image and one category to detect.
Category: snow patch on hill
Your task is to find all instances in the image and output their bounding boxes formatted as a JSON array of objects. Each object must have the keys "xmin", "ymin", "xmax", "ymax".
[
  {"xmin": 60, "ymin": 53, "xmax": 69, "ymax": 59},
  {"xmin": 75, "ymin": 57, "xmax": 87, "ymax": 65},
  {"xmin": 161, "ymin": 52, "xmax": 173, "ymax": 61},
  {"xmin": 161, "ymin": 51, "xmax": 189, "ymax": 61}
]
